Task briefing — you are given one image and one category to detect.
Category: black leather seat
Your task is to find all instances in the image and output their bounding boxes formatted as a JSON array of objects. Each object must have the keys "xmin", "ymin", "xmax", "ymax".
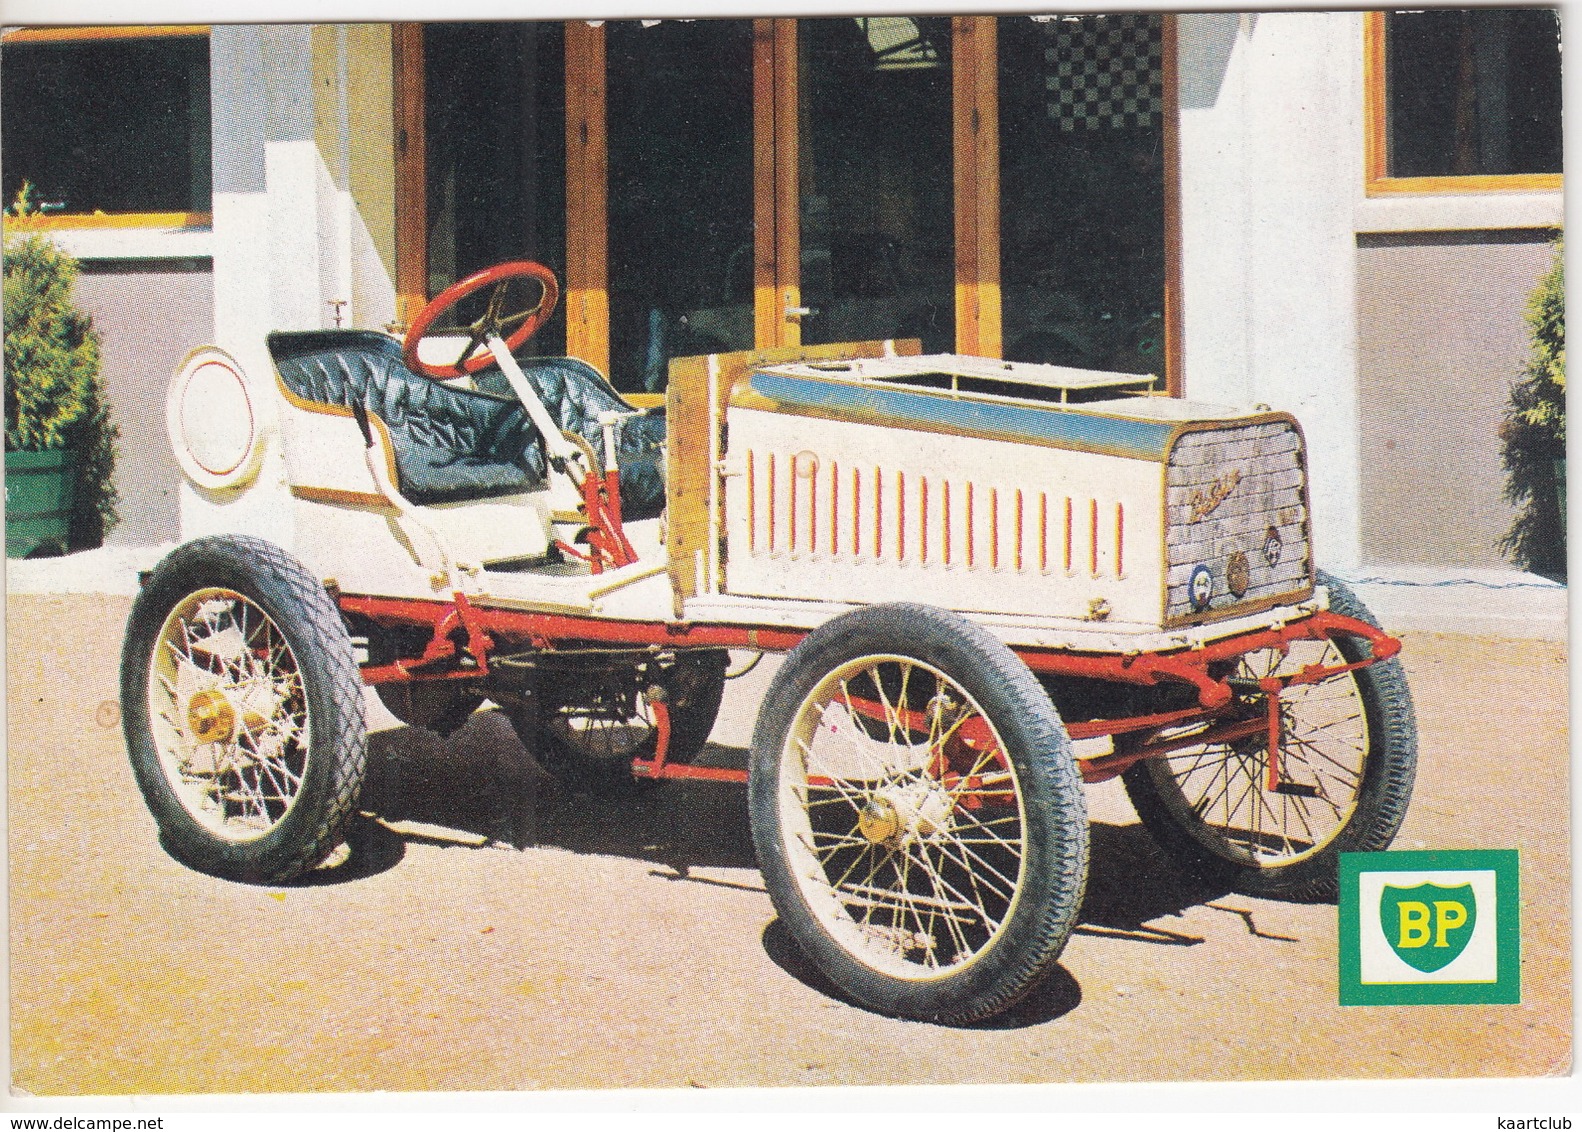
[{"xmin": 268, "ymin": 331, "xmax": 666, "ymax": 520}]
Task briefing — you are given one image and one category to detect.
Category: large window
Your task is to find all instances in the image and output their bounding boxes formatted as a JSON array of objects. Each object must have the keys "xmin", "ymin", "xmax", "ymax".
[
  {"xmin": 1, "ymin": 29, "xmax": 211, "ymax": 221},
  {"xmin": 423, "ymin": 22, "xmax": 566, "ymax": 355},
  {"xmin": 998, "ymin": 14, "xmax": 1166, "ymax": 374},
  {"xmin": 606, "ymin": 19, "xmax": 755, "ymax": 391},
  {"xmin": 396, "ymin": 16, "xmax": 1182, "ymax": 389},
  {"xmin": 798, "ymin": 17, "xmax": 956, "ymax": 354},
  {"xmin": 1367, "ymin": 9, "xmax": 1562, "ymax": 193}
]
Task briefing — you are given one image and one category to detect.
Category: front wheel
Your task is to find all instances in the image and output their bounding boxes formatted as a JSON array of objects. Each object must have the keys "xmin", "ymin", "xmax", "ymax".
[
  {"xmin": 749, "ymin": 603, "xmax": 1089, "ymax": 1025},
  {"xmin": 1123, "ymin": 571, "xmax": 1417, "ymax": 901},
  {"xmin": 120, "ymin": 536, "xmax": 368, "ymax": 884}
]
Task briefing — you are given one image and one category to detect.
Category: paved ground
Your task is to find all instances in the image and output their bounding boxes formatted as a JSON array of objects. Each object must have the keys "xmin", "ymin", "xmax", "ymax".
[{"xmin": 6, "ymin": 592, "xmax": 1570, "ymax": 1095}]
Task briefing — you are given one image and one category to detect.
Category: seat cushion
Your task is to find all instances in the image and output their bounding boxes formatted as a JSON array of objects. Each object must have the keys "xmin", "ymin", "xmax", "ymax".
[
  {"xmin": 469, "ymin": 356, "xmax": 668, "ymax": 522},
  {"xmin": 269, "ymin": 331, "xmax": 548, "ymax": 507}
]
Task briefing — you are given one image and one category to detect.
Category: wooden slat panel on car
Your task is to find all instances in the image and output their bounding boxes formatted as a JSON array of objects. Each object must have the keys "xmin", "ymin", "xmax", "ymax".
[{"xmin": 665, "ymin": 339, "xmax": 921, "ymax": 607}]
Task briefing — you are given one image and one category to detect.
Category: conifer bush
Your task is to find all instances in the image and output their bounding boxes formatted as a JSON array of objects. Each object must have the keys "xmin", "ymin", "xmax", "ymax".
[
  {"xmin": 4, "ymin": 182, "xmax": 119, "ymax": 547},
  {"xmin": 1500, "ymin": 237, "xmax": 1565, "ymax": 578}
]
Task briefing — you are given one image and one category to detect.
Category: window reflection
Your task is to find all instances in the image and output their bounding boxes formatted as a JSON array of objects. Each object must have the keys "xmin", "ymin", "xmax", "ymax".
[
  {"xmin": 798, "ymin": 17, "xmax": 956, "ymax": 354},
  {"xmin": 1385, "ymin": 9, "xmax": 1562, "ymax": 179},
  {"xmin": 608, "ymin": 19, "xmax": 755, "ymax": 392},
  {"xmin": 999, "ymin": 15, "xmax": 1165, "ymax": 375},
  {"xmin": 425, "ymin": 22, "xmax": 566, "ymax": 355}
]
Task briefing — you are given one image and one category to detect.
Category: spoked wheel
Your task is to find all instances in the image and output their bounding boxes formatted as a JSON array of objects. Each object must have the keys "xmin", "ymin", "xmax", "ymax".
[
  {"xmin": 121, "ymin": 536, "xmax": 368, "ymax": 883},
  {"xmin": 750, "ymin": 604, "xmax": 1088, "ymax": 1025},
  {"xmin": 508, "ymin": 650, "xmax": 728, "ymax": 796},
  {"xmin": 1124, "ymin": 571, "xmax": 1417, "ymax": 901}
]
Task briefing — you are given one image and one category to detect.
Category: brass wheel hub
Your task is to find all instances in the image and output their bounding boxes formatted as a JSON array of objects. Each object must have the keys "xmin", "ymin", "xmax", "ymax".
[
  {"xmin": 859, "ymin": 781, "xmax": 955, "ymax": 847},
  {"xmin": 858, "ymin": 797, "xmax": 901, "ymax": 846},
  {"xmin": 186, "ymin": 689, "xmax": 237, "ymax": 745}
]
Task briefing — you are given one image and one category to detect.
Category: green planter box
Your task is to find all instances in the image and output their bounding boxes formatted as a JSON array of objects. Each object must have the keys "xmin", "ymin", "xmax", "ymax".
[{"xmin": 5, "ymin": 447, "xmax": 77, "ymax": 558}]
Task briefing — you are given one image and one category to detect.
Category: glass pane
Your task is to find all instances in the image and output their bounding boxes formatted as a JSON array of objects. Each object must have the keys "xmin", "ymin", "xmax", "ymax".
[
  {"xmin": 425, "ymin": 22, "xmax": 566, "ymax": 354},
  {"xmin": 798, "ymin": 17, "xmax": 955, "ymax": 353},
  {"xmin": 1386, "ymin": 9, "xmax": 1562, "ymax": 178},
  {"xmin": 1, "ymin": 37, "xmax": 211, "ymax": 214},
  {"xmin": 998, "ymin": 14, "xmax": 1166, "ymax": 375},
  {"xmin": 607, "ymin": 19, "xmax": 755, "ymax": 393}
]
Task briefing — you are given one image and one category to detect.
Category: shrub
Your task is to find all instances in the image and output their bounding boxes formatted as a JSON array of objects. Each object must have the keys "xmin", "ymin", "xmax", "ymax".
[
  {"xmin": 1499, "ymin": 237, "xmax": 1565, "ymax": 579},
  {"xmin": 3, "ymin": 182, "xmax": 120, "ymax": 547}
]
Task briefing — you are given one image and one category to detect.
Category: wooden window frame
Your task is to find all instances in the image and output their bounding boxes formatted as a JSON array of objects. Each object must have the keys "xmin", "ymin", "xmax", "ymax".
[
  {"xmin": 1363, "ymin": 10, "xmax": 1563, "ymax": 197},
  {"xmin": 753, "ymin": 18, "xmax": 800, "ymax": 350},
  {"xmin": 953, "ymin": 16, "xmax": 1000, "ymax": 360},
  {"xmin": 392, "ymin": 22, "xmax": 425, "ymax": 328},
  {"xmin": 958, "ymin": 14, "xmax": 1183, "ymax": 393},
  {"xmin": 0, "ymin": 25, "xmax": 213, "ymax": 231},
  {"xmin": 564, "ymin": 21, "xmax": 609, "ymax": 374}
]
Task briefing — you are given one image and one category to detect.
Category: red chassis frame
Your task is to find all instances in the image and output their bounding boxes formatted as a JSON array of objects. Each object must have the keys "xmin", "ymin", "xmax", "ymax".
[{"xmin": 341, "ymin": 590, "xmax": 1400, "ymax": 791}]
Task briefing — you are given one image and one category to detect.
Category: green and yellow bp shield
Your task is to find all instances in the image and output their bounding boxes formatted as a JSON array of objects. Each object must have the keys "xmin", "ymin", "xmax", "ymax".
[{"xmin": 1380, "ymin": 882, "xmax": 1476, "ymax": 972}]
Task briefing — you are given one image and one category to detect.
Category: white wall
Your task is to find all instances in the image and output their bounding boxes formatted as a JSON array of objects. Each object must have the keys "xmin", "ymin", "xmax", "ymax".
[
  {"xmin": 1176, "ymin": 11, "xmax": 1365, "ymax": 571},
  {"xmin": 192, "ymin": 24, "xmax": 398, "ymax": 547}
]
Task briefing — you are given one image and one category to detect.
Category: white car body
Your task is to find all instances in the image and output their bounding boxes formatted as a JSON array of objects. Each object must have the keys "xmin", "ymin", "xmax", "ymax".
[{"xmin": 170, "ymin": 339, "xmax": 1320, "ymax": 655}]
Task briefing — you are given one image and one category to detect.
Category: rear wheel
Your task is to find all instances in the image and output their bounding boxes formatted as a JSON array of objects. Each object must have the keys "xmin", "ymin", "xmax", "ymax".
[
  {"xmin": 508, "ymin": 650, "xmax": 728, "ymax": 795},
  {"xmin": 749, "ymin": 603, "xmax": 1088, "ymax": 1025},
  {"xmin": 1123, "ymin": 571, "xmax": 1417, "ymax": 901},
  {"xmin": 120, "ymin": 536, "xmax": 368, "ymax": 884}
]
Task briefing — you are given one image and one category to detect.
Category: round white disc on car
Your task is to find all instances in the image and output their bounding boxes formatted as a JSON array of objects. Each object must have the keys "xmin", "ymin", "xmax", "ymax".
[{"xmin": 167, "ymin": 346, "xmax": 267, "ymax": 490}]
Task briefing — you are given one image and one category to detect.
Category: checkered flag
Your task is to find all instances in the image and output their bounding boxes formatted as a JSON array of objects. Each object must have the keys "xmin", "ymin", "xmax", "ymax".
[{"xmin": 1043, "ymin": 14, "xmax": 1163, "ymax": 131}]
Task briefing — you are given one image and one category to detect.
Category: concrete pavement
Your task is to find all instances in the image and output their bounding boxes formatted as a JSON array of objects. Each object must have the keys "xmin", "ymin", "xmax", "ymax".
[{"xmin": 3, "ymin": 576, "xmax": 1570, "ymax": 1093}]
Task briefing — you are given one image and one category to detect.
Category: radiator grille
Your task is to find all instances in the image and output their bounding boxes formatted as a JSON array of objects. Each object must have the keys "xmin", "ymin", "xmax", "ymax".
[{"xmin": 1164, "ymin": 420, "xmax": 1311, "ymax": 623}]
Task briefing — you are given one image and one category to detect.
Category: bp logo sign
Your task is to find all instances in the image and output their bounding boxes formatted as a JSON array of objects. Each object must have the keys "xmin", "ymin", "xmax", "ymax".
[
  {"xmin": 1379, "ymin": 881, "xmax": 1476, "ymax": 973},
  {"xmin": 1340, "ymin": 850, "xmax": 1519, "ymax": 1006}
]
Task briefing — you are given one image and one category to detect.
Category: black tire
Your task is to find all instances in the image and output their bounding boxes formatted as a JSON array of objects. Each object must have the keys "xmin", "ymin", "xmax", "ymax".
[
  {"xmin": 508, "ymin": 649, "xmax": 728, "ymax": 796},
  {"xmin": 1123, "ymin": 570, "xmax": 1417, "ymax": 902},
  {"xmin": 120, "ymin": 535, "xmax": 368, "ymax": 884},
  {"xmin": 748, "ymin": 603, "xmax": 1089, "ymax": 1025}
]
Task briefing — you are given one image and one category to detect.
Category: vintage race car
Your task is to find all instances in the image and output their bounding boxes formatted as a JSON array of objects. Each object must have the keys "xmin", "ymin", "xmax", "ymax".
[{"xmin": 121, "ymin": 260, "xmax": 1417, "ymax": 1025}]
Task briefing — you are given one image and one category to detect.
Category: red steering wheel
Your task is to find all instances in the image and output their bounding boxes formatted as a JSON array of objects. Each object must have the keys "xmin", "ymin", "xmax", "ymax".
[{"xmin": 403, "ymin": 260, "xmax": 561, "ymax": 379}]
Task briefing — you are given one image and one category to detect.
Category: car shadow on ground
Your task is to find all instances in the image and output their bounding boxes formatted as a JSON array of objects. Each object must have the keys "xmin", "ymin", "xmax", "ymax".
[
  {"xmin": 352, "ymin": 710, "xmax": 759, "ymax": 876},
  {"xmin": 341, "ymin": 712, "xmax": 1234, "ymax": 1026}
]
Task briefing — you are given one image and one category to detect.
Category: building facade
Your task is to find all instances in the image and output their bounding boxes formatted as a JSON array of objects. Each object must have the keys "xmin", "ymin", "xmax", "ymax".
[{"xmin": 2, "ymin": 11, "xmax": 1564, "ymax": 571}]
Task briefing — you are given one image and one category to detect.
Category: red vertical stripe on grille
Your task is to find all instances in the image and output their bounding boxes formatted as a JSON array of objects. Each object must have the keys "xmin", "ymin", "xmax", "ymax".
[
  {"xmin": 896, "ymin": 471, "xmax": 906, "ymax": 561},
  {"xmin": 852, "ymin": 467, "xmax": 861, "ymax": 557},
  {"xmin": 788, "ymin": 454, "xmax": 797, "ymax": 554},
  {"xmin": 990, "ymin": 488, "xmax": 1000, "ymax": 569},
  {"xmin": 1064, "ymin": 497, "xmax": 1073, "ymax": 572},
  {"xmin": 966, "ymin": 483, "xmax": 975, "ymax": 568},
  {"xmin": 830, "ymin": 461, "xmax": 839, "ymax": 558},
  {"xmin": 1116, "ymin": 502, "xmax": 1124, "ymax": 577},
  {"xmin": 1015, "ymin": 489, "xmax": 1024, "ymax": 571},
  {"xmin": 874, "ymin": 467, "xmax": 883, "ymax": 559},
  {"xmin": 746, "ymin": 450, "xmax": 756, "ymax": 555},
  {"xmin": 1039, "ymin": 492, "xmax": 1048, "ymax": 572},
  {"xmin": 1089, "ymin": 498, "xmax": 1099, "ymax": 577},
  {"xmin": 943, "ymin": 481, "xmax": 952, "ymax": 566}
]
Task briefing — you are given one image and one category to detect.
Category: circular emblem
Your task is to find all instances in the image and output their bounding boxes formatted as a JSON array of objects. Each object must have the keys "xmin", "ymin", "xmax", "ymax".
[
  {"xmin": 1188, "ymin": 564, "xmax": 1214, "ymax": 612},
  {"xmin": 1226, "ymin": 551, "xmax": 1251, "ymax": 598},
  {"xmin": 1263, "ymin": 526, "xmax": 1283, "ymax": 569}
]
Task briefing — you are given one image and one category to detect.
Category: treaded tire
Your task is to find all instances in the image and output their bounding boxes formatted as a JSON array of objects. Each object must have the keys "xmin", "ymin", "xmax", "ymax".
[
  {"xmin": 509, "ymin": 650, "xmax": 728, "ymax": 796},
  {"xmin": 1123, "ymin": 570, "xmax": 1417, "ymax": 902},
  {"xmin": 120, "ymin": 535, "xmax": 368, "ymax": 884},
  {"xmin": 749, "ymin": 603, "xmax": 1089, "ymax": 1025}
]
